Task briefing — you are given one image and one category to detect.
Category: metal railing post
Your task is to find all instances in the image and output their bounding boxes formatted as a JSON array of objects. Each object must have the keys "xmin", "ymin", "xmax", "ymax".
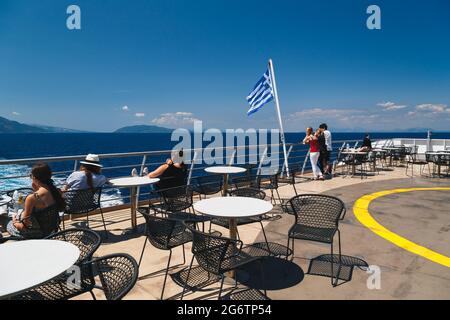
[
  {"xmin": 301, "ymin": 149, "xmax": 310, "ymax": 176},
  {"xmin": 136, "ymin": 155, "xmax": 148, "ymax": 206},
  {"xmin": 281, "ymin": 145, "xmax": 293, "ymax": 178},
  {"xmin": 228, "ymin": 149, "xmax": 236, "ymax": 166},
  {"xmin": 257, "ymin": 147, "xmax": 268, "ymax": 176},
  {"xmin": 187, "ymin": 151, "xmax": 198, "ymax": 185}
]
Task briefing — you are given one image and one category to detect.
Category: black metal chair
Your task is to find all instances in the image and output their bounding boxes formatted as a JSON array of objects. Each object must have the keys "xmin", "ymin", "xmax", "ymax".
[
  {"xmin": 12, "ymin": 253, "xmax": 138, "ymax": 301},
  {"xmin": 277, "ymin": 163, "xmax": 302, "ymax": 196},
  {"xmin": 46, "ymin": 228, "xmax": 102, "ymax": 265},
  {"xmin": 193, "ymin": 175, "xmax": 223, "ymax": 199},
  {"xmin": 181, "ymin": 226, "xmax": 265, "ymax": 300},
  {"xmin": 256, "ymin": 173, "xmax": 282, "ymax": 205},
  {"xmin": 63, "ymin": 188, "xmax": 107, "ymax": 236},
  {"xmin": 209, "ymin": 188, "xmax": 269, "ymax": 247},
  {"xmin": 406, "ymin": 147, "xmax": 428, "ymax": 177},
  {"xmin": 11, "ymin": 229, "xmax": 102, "ymax": 300},
  {"xmin": 287, "ymin": 194, "xmax": 345, "ymax": 286},
  {"xmin": 92, "ymin": 253, "xmax": 139, "ymax": 300},
  {"xmin": 138, "ymin": 212, "xmax": 194, "ymax": 300}
]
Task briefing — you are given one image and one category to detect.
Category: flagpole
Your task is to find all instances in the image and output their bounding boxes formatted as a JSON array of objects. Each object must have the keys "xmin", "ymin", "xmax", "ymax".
[{"xmin": 268, "ymin": 58, "xmax": 289, "ymax": 177}]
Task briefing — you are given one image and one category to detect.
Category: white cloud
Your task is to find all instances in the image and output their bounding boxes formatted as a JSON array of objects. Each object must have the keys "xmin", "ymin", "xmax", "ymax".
[
  {"xmin": 288, "ymin": 108, "xmax": 365, "ymax": 121},
  {"xmin": 151, "ymin": 112, "xmax": 201, "ymax": 127},
  {"xmin": 135, "ymin": 112, "xmax": 145, "ymax": 117},
  {"xmin": 408, "ymin": 104, "xmax": 449, "ymax": 117},
  {"xmin": 122, "ymin": 105, "xmax": 129, "ymax": 111},
  {"xmin": 415, "ymin": 103, "xmax": 448, "ymax": 113},
  {"xmin": 11, "ymin": 111, "xmax": 20, "ymax": 116},
  {"xmin": 377, "ymin": 101, "xmax": 407, "ymax": 111}
]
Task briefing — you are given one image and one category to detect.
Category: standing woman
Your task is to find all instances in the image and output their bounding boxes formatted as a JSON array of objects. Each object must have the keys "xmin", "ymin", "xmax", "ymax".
[
  {"xmin": 303, "ymin": 127, "xmax": 324, "ymax": 180},
  {"xmin": 7, "ymin": 162, "xmax": 65, "ymax": 238}
]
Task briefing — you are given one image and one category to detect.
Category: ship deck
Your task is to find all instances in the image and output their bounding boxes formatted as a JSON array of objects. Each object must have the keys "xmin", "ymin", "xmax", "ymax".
[
  {"xmin": 4, "ymin": 166, "xmax": 448, "ymax": 300},
  {"xmin": 58, "ymin": 166, "xmax": 449, "ymax": 300}
]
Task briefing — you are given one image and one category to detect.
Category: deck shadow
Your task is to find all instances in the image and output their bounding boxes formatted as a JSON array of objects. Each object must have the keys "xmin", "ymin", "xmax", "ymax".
[{"xmin": 237, "ymin": 257, "xmax": 304, "ymax": 290}]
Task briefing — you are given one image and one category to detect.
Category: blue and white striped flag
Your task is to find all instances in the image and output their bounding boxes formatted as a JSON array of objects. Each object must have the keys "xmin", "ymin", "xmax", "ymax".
[{"xmin": 246, "ymin": 68, "xmax": 274, "ymax": 116}]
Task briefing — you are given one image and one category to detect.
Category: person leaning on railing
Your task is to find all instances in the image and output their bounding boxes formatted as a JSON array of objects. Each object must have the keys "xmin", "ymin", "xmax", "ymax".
[{"xmin": 6, "ymin": 162, "xmax": 66, "ymax": 239}]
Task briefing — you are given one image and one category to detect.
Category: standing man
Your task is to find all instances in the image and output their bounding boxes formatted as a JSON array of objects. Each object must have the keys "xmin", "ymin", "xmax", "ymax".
[{"xmin": 319, "ymin": 123, "xmax": 333, "ymax": 176}]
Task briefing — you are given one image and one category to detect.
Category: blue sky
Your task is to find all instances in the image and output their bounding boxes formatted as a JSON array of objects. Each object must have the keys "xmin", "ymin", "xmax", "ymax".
[{"xmin": 0, "ymin": 0, "xmax": 449, "ymax": 132}]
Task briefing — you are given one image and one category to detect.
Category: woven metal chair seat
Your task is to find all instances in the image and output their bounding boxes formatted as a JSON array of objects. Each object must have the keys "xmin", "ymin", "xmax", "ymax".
[
  {"xmin": 244, "ymin": 242, "xmax": 292, "ymax": 258},
  {"xmin": 218, "ymin": 248, "xmax": 259, "ymax": 273},
  {"xmin": 168, "ymin": 211, "xmax": 211, "ymax": 223},
  {"xmin": 211, "ymin": 216, "xmax": 262, "ymax": 228},
  {"xmin": 193, "ymin": 175, "xmax": 223, "ymax": 196},
  {"xmin": 221, "ymin": 288, "xmax": 270, "ymax": 300},
  {"xmin": 307, "ymin": 254, "xmax": 369, "ymax": 282},
  {"xmin": 289, "ymin": 224, "xmax": 337, "ymax": 243},
  {"xmin": 171, "ymin": 265, "xmax": 221, "ymax": 292}
]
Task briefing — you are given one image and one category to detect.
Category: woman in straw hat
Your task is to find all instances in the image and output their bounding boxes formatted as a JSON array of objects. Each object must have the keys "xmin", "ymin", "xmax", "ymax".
[{"xmin": 64, "ymin": 154, "xmax": 107, "ymax": 191}]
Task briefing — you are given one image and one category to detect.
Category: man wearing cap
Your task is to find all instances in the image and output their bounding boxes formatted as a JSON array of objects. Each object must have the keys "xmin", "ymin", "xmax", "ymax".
[{"xmin": 64, "ymin": 154, "xmax": 107, "ymax": 191}]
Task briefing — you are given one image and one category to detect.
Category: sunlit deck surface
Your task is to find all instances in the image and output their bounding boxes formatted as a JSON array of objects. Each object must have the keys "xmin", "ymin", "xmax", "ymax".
[{"xmin": 61, "ymin": 167, "xmax": 449, "ymax": 299}]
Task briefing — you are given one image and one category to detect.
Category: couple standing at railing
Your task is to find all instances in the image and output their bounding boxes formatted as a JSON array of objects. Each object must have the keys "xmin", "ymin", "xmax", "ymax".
[{"xmin": 302, "ymin": 123, "xmax": 333, "ymax": 180}]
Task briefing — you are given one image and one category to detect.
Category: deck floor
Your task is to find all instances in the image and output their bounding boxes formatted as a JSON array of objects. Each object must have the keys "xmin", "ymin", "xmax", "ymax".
[{"xmin": 5, "ymin": 165, "xmax": 450, "ymax": 300}]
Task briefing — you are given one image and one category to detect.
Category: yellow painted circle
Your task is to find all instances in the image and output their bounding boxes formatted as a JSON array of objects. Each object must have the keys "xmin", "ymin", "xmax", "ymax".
[{"xmin": 353, "ymin": 187, "xmax": 450, "ymax": 268}]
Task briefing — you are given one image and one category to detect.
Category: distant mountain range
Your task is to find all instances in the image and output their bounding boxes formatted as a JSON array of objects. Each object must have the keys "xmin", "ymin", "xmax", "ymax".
[
  {"xmin": 0, "ymin": 116, "xmax": 87, "ymax": 133},
  {"xmin": 114, "ymin": 125, "xmax": 172, "ymax": 133},
  {"xmin": 0, "ymin": 116, "xmax": 173, "ymax": 134}
]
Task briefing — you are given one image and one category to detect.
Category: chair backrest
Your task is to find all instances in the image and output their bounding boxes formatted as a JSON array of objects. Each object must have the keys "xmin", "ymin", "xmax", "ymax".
[
  {"xmin": 231, "ymin": 175, "xmax": 259, "ymax": 190},
  {"xmin": 141, "ymin": 212, "xmax": 190, "ymax": 250},
  {"xmin": 289, "ymin": 194, "xmax": 344, "ymax": 229},
  {"xmin": 64, "ymin": 188, "xmax": 102, "ymax": 215},
  {"xmin": 160, "ymin": 185, "xmax": 193, "ymax": 212},
  {"xmin": 189, "ymin": 227, "xmax": 237, "ymax": 275},
  {"xmin": 256, "ymin": 172, "xmax": 279, "ymax": 189},
  {"xmin": 45, "ymin": 228, "xmax": 101, "ymax": 265},
  {"xmin": 194, "ymin": 175, "xmax": 223, "ymax": 194},
  {"xmin": 229, "ymin": 188, "xmax": 266, "ymax": 200},
  {"xmin": 93, "ymin": 253, "xmax": 139, "ymax": 300},
  {"xmin": 31, "ymin": 205, "xmax": 61, "ymax": 239}
]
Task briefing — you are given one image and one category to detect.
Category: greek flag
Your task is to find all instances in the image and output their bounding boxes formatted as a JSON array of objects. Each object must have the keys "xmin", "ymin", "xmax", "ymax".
[{"xmin": 246, "ymin": 68, "xmax": 273, "ymax": 116}]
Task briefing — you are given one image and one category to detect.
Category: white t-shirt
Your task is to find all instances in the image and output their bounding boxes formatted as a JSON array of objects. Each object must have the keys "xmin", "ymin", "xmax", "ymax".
[
  {"xmin": 324, "ymin": 130, "xmax": 332, "ymax": 151},
  {"xmin": 66, "ymin": 171, "xmax": 107, "ymax": 190}
]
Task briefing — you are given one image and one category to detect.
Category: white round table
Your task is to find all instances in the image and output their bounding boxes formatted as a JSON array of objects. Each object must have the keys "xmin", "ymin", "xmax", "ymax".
[
  {"xmin": 109, "ymin": 177, "xmax": 160, "ymax": 229},
  {"xmin": 0, "ymin": 240, "xmax": 80, "ymax": 299},
  {"xmin": 204, "ymin": 166, "xmax": 247, "ymax": 195},
  {"xmin": 194, "ymin": 196, "xmax": 273, "ymax": 239},
  {"xmin": 194, "ymin": 197, "xmax": 272, "ymax": 279}
]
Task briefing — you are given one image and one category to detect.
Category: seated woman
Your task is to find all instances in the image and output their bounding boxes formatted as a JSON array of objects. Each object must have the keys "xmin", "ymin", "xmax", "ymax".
[
  {"xmin": 149, "ymin": 149, "xmax": 187, "ymax": 197},
  {"xmin": 64, "ymin": 154, "xmax": 107, "ymax": 191},
  {"xmin": 7, "ymin": 162, "xmax": 65, "ymax": 239}
]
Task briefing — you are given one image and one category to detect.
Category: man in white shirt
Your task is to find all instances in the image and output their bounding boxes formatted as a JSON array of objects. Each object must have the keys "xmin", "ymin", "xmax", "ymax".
[{"xmin": 319, "ymin": 123, "xmax": 333, "ymax": 175}]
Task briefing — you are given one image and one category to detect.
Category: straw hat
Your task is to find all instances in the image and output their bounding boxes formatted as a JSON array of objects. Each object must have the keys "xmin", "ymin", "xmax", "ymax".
[{"xmin": 80, "ymin": 154, "xmax": 103, "ymax": 168}]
